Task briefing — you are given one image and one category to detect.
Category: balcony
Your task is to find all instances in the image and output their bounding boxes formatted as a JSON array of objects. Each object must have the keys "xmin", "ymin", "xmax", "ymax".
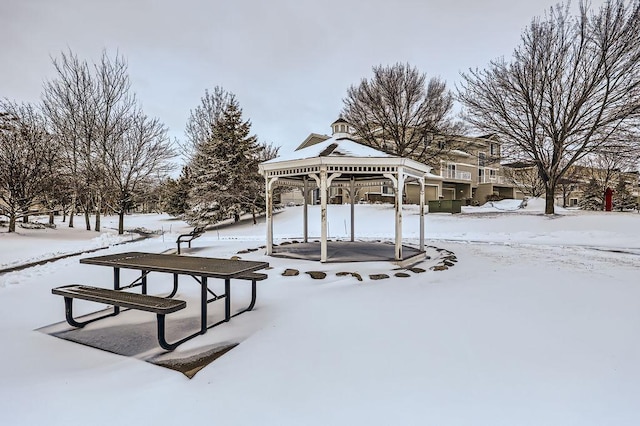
[
  {"xmin": 441, "ymin": 169, "xmax": 472, "ymax": 181},
  {"xmin": 479, "ymin": 175, "xmax": 507, "ymax": 184}
]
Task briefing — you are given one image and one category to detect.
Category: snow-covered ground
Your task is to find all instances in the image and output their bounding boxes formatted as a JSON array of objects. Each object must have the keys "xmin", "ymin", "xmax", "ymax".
[{"xmin": 1, "ymin": 200, "xmax": 640, "ymax": 425}]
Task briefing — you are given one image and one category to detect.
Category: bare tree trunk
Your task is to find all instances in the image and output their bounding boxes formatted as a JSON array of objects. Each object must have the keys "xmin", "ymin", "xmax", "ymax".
[
  {"xmin": 8, "ymin": 215, "xmax": 16, "ymax": 233},
  {"xmin": 84, "ymin": 207, "xmax": 91, "ymax": 231},
  {"xmin": 94, "ymin": 193, "xmax": 101, "ymax": 232},
  {"xmin": 49, "ymin": 211, "xmax": 54, "ymax": 225},
  {"xmin": 68, "ymin": 193, "xmax": 76, "ymax": 228},
  {"xmin": 118, "ymin": 211, "xmax": 125, "ymax": 235},
  {"xmin": 545, "ymin": 182, "xmax": 556, "ymax": 214}
]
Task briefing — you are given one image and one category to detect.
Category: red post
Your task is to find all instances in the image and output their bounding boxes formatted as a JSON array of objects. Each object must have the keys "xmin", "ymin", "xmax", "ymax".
[{"xmin": 605, "ymin": 187, "xmax": 613, "ymax": 211}]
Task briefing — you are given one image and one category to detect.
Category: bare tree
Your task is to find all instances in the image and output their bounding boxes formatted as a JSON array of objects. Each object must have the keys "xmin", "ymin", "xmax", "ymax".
[
  {"xmin": 43, "ymin": 50, "xmax": 147, "ymax": 231},
  {"xmin": 584, "ymin": 139, "xmax": 640, "ymax": 194},
  {"xmin": 458, "ymin": 0, "xmax": 640, "ymax": 214},
  {"xmin": 42, "ymin": 50, "xmax": 95, "ymax": 228},
  {"xmin": 502, "ymin": 162, "xmax": 546, "ymax": 198},
  {"xmin": 342, "ymin": 63, "xmax": 460, "ymax": 165},
  {"xmin": 92, "ymin": 51, "xmax": 137, "ymax": 232},
  {"xmin": 0, "ymin": 100, "xmax": 57, "ymax": 232},
  {"xmin": 103, "ymin": 111, "xmax": 175, "ymax": 234},
  {"xmin": 557, "ymin": 165, "xmax": 587, "ymax": 207},
  {"xmin": 257, "ymin": 141, "xmax": 280, "ymax": 162}
]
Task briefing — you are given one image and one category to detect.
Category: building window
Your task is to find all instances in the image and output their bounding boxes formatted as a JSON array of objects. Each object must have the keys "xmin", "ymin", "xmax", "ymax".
[
  {"xmin": 490, "ymin": 143, "xmax": 497, "ymax": 156},
  {"xmin": 382, "ymin": 185, "xmax": 394, "ymax": 195},
  {"xmin": 478, "ymin": 152, "xmax": 486, "ymax": 167},
  {"xmin": 570, "ymin": 198, "xmax": 578, "ymax": 206},
  {"xmin": 479, "ymin": 168, "xmax": 484, "ymax": 181}
]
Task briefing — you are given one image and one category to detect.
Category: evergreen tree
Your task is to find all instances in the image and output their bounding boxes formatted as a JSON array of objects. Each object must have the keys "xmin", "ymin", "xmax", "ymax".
[
  {"xmin": 613, "ymin": 176, "xmax": 635, "ymax": 211},
  {"xmin": 579, "ymin": 178, "xmax": 603, "ymax": 211},
  {"xmin": 162, "ymin": 166, "xmax": 191, "ymax": 217},
  {"xmin": 185, "ymin": 99, "xmax": 260, "ymax": 225}
]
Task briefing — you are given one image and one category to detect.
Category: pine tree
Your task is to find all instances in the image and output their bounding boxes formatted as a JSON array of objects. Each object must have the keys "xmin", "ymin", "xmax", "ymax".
[
  {"xmin": 185, "ymin": 100, "xmax": 260, "ymax": 225},
  {"xmin": 579, "ymin": 178, "xmax": 603, "ymax": 211},
  {"xmin": 613, "ymin": 176, "xmax": 635, "ymax": 211},
  {"xmin": 162, "ymin": 167, "xmax": 191, "ymax": 217}
]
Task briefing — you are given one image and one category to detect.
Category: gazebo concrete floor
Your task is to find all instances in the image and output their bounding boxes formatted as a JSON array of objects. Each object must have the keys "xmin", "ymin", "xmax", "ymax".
[{"xmin": 271, "ymin": 240, "xmax": 424, "ymax": 264}]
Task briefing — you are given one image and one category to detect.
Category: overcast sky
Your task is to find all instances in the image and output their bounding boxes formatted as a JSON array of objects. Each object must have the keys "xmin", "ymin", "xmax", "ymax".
[{"xmin": 1, "ymin": 0, "xmax": 605, "ymax": 157}]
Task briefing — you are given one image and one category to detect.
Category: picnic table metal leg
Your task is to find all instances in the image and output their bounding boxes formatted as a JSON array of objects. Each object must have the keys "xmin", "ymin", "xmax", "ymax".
[
  {"xmin": 141, "ymin": 270, "xmax": 148, "ymax": 295},
  {"xmin": 166, "ymin": 273, "xmax": 179, "ymax": 298},
  {"xmin": 156, "ymin": 314, "xmax": 201, "ymax": 351},
  {"xmin": 63, "ymin": 296, "xmax": 118, "ymax": 328},
  {"xmin": 200, "ymin": 276, "xmax": 207, "ymax": 334},
  {"xmin": 113, "ymin": 267, "xmax": 120, "ymax": 315},
  {"xmin": 247, "ymin": 279, "xmax": 257, "ymax": 311},
  {"xmin": 230, "ymin": 278, "xmax": 257, "ymax": 318},
  {"xmin": 225, "ymin": 278, "xmax": 231, "ymax": 321}
]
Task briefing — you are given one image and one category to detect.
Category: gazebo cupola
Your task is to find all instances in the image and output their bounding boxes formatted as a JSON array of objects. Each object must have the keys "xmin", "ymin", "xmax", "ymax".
[{"xmin": 331, "ymin": 117, "xmax": 351, "ymax": 139}]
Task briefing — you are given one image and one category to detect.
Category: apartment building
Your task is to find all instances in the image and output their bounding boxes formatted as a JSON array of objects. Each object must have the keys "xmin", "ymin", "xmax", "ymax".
[{"xmin": 436, "ymin": 134, "xmax": 517, "ymax": 204}]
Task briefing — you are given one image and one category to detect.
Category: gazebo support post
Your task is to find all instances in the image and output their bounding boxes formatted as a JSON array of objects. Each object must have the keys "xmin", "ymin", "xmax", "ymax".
[
  {"xmin": 350, "ymin": 177, "xmax": 355, "ymax": 242},
  {"xmin": 303, "ymin": 176, "xmax": 308, "ymax": 243},
  {"xmin": 419, "ymin": 177, "xmax": 425, "ymax": 251},
  {"xmin": 384, "ymin": 169, "xmax": 404, "ymax": 261},
  {"xmin": 313, "ymin": 169, "xmax": 342, "ymax": 263},
  {"xmin": 395, "ymin": 168, "xmax": 404, "ymax": 261},
  {"xmin": 319, "ymin": 168, "xmax": 328, "ymax": 262},
  {"xmin": 265, "ymin": 176, "xmax": 278, "ymax": 255}
]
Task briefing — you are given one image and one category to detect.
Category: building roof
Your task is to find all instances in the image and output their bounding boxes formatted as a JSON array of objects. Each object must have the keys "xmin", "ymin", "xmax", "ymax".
[{"xmin": 294, "ymin": 133, "xmax": 330, "ymax": 151}]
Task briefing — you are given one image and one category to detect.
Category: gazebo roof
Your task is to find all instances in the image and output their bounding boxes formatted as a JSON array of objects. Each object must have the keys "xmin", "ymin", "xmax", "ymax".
[
  {"xmin": 260, "ymin": 136, "xmax": 438, "ymax": 181},
  {"xmin": 264, "ymin": 135, "xmax": 392, "ymax": 163}
]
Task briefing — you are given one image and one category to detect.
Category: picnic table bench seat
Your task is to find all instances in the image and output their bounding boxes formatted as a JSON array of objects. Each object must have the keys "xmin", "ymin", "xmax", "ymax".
[
  {"xmin": 235, "ymin": 272, "xmax": 268, "ymax": 281},
  {"xmin": 52, "ymin": 284, "xmax": 188, "ymax": 351},
  {"xmin": 176, "ymin": 226, "xmax": 206, "ymax": 254}
]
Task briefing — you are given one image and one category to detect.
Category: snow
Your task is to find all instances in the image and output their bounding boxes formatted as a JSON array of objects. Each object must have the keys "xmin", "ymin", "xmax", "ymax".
[
  {"xmin": 1, "ymin": 201, "xmax": 640, "ymax": 425},
  {"xmin": 263, "ymin": 135, "xmax": 392, "ymax": 163}
]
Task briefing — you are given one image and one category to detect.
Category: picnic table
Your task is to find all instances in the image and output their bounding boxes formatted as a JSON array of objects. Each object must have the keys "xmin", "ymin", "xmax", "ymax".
[{"xmin": 52, "ymin": 252, "xmax": 269, "ymax": 350}]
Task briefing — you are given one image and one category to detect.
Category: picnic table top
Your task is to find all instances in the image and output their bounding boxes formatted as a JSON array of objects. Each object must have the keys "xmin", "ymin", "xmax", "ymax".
[{"xmin": 80, "ymin": 251, "xmax": 269, "ymax": 278}]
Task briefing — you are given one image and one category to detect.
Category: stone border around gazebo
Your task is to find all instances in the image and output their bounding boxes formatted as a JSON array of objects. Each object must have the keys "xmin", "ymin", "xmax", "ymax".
[{"xmin": 259, "ymin": 135, "xmax": 437, "ymax": 264}]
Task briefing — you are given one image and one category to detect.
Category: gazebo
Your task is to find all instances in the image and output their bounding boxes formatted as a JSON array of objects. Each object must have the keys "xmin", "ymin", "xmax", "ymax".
[{"xmin": 258, "ymin": 130, "xmax": 436, "ymax": 264}]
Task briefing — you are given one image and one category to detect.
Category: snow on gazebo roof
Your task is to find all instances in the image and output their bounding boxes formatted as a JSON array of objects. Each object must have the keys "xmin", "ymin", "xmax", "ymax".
[
  {"xmin": 263, "ymin": 135, "xmax": 392, "ymax": 164},
  {"xmin": 260, "ymin": 135, "xmax": 437, "ymax": 181}
]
